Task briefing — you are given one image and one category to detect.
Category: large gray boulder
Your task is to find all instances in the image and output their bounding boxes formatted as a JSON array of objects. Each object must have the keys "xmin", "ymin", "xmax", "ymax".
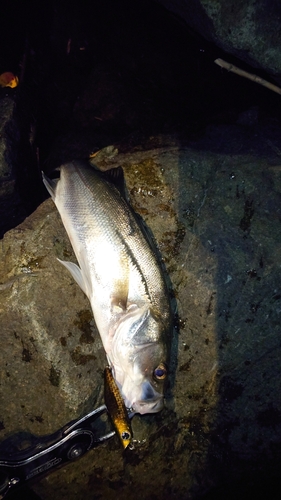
[
  {"xmin": 157, "ymin": 0, "xmax": 281, "ymax": 81},
  {"xmin": 1, "ymin": 137, "xmax": 281, "ymax": 498}
]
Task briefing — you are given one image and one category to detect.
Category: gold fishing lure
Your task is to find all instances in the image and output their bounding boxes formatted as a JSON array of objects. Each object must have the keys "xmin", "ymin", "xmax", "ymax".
[{"xmin": 104, "ymin": 366, "xmax": 133, "ymax": 449}]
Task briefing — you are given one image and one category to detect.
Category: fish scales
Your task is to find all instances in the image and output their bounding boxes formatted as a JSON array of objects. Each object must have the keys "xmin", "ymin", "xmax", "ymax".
[
  {"xmin": 67, "ymin": 165, "xmax": 166, "ymax": 311},
  {"xmin": 43, "ymin": 160, "xmax": 172, "ymax": 414}
]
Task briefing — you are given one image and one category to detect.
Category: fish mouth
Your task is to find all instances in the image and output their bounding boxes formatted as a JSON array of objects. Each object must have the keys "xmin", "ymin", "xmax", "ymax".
[
  {"xmin": 123, "ymin": 379, "xmax": 165, "ymax": 415},
  {"xmin": 131, "ymin": 397, "xmax": 164, "ymax": 415}
]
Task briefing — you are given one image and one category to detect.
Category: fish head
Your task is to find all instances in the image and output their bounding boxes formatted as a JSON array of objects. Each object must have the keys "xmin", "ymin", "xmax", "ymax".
[
  {"xmin": 110, "ymin": 305, "xmax": 169, "ymax": 415},
  {"xmin": 125, "ymin": 345, "xmax": 168, "ymax": 415}
]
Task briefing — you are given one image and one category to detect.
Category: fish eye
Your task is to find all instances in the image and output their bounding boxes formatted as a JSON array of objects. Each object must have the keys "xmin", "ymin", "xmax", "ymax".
[
  {"xmin": 121, "ymin": 431, "xmax": 131, "ymax": 441},
  {"xmin": 153, "ymin": 363, "xmax": 167, "ymax": 380}
]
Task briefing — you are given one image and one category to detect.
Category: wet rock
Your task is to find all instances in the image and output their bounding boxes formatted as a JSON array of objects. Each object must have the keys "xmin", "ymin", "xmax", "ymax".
[
  {"xmin": 0, "ymin": 98, "xmax": 14, "ymax": 181},
  {"xmin": 0, "ymin": 87, "xmax": 46, "ymax": 238},
  {"xmin": 157, "ymin": 0, "xmax": 281, "ymax": 81},
  {"xmin": 1, "ymin": 138, "xmax": 281, "ymax": 498},
  {"xmin": 0, "ymin": 96, "xmax": 25, "ymax": 237},
  {"xmin": 0, "ymin": 199, "xmax": 106, "ymax": 437}
]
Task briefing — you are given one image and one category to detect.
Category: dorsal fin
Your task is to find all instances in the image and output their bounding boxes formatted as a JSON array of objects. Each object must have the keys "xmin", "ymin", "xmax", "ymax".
[{"xmin": 100, "ymin": 167, "xmax": 128, "ymax": 200}]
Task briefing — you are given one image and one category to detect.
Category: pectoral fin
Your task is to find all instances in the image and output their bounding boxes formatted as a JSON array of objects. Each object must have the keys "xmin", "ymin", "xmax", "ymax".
[
  {"xmin": 110, "ymin": 253, "xmax": 130, "ymax": 312},
  {"xmin": 57, "ymin": 259, "xmax": 88, "ymax": 296}
]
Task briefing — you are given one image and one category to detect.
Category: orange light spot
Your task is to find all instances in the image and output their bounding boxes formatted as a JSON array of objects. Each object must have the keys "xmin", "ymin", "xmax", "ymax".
[{"xmin": 0, "ymin": 72, "xmax": 19, "ymax": 88}]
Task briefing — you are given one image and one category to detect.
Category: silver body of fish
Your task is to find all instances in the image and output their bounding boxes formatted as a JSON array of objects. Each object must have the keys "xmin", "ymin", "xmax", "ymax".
[{"xmin": 42, "ymin": 160, "xmax": 172, "ymax": 414}]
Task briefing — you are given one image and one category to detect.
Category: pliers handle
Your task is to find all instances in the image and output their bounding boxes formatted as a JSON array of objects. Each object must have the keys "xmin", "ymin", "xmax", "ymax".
[{"xmin": 0, "ymin": 405, "xmax": 115, "ymax": 498}]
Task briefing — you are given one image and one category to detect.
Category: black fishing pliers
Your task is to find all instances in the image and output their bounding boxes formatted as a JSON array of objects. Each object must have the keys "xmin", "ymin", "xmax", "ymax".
[{"xmin": 0, "ymin": 405, "xmax": 115, "ymax": 498}]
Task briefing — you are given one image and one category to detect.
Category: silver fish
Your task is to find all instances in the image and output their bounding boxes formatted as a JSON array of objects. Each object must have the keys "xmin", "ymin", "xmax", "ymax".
[{"xmin": 42, "ymin": 160, "xmax": 172, "ymax": 415}]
